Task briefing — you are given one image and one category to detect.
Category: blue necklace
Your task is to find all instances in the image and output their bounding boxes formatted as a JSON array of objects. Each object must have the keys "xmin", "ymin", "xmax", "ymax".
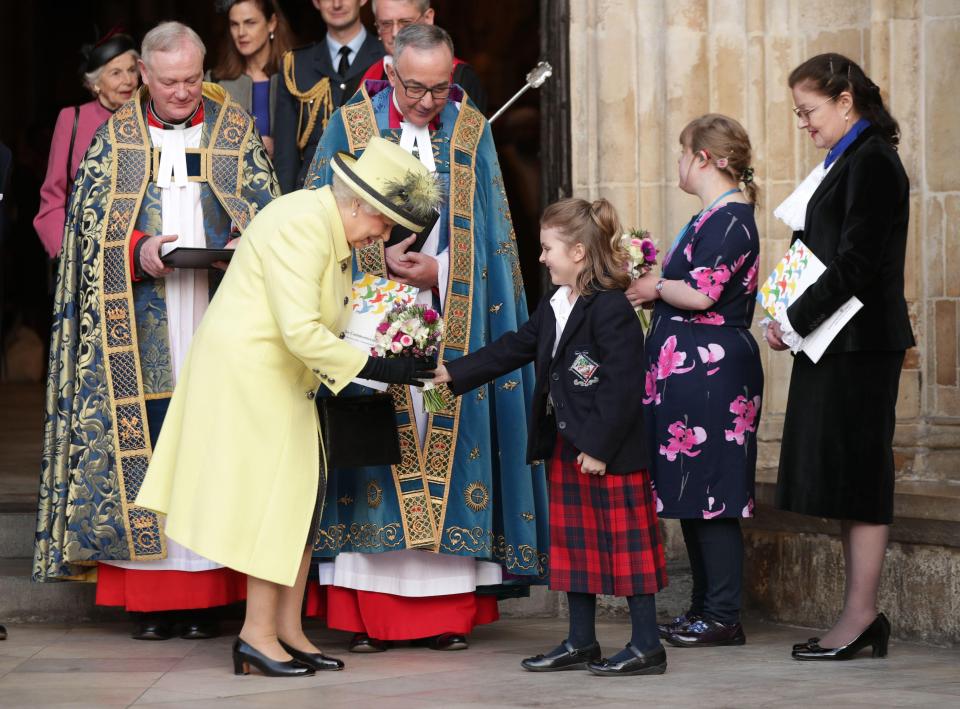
[{"xmin": 664, "ymin": 188, "xmax": 741, "ymax": 265}]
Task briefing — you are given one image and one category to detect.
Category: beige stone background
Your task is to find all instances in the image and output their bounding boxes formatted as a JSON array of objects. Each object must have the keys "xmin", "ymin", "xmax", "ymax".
[{"xmin": 567, "ymin": 0, "xmax": 960, "ymax": 644}]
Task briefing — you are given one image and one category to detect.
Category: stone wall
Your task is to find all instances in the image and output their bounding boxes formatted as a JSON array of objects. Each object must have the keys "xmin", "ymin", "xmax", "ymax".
[{"xmin": 567, "ymin": 0, "xmax": 960, "ymax": 644}]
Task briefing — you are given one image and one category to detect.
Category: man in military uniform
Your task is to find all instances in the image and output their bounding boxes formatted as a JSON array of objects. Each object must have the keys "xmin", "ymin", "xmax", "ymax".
[{"xmin": 273, "ymin": 0, "xmax": 384, "ymax": 193}]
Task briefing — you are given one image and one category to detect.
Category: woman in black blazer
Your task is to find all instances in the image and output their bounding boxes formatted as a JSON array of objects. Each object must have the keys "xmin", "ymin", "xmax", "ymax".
[
  {"xmin": 435, "ymin": 198, "xmax": 668, "ymax": 677},
  {"xmin": 766, "ymin": 54, "xmax": 913, "ymax": 661}
]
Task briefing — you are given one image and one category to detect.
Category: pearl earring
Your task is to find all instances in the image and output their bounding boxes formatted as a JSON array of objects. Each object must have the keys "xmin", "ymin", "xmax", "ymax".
[
  {"xmin": 269, "ymin": 31, "xmax": 275, "ymax": 41},
  {"xmin": 352, "ymin": 210, "xmax": 357, "ymax": 217}
]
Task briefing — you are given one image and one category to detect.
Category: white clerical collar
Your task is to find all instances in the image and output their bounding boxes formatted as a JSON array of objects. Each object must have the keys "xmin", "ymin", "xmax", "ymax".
[{"xmin": 393, "ymin": 92, "xmax": 436, "ymax": 172}]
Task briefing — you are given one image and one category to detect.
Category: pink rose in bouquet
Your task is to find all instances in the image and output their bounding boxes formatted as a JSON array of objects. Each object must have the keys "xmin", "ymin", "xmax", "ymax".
[
  {"xmin": 619, "ymin": 228, "xmax": 659, "ymax": 330},
  {"xmin": 371, "ymin": 302, "xmax": 445, "ymax": 413}
]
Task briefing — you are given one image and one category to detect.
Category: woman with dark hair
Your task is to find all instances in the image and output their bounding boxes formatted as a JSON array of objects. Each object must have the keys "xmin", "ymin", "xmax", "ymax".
[
  {"xmin": 209, "ymin": 0, "xmax": 293, "ymax": 158},
  {"xmin": 34, "ymin": 30, "xmax": 139, "ymax": 257},
  {"xmin": 766, "ymin": 53, "xmax": 913, "ymax": 660}
]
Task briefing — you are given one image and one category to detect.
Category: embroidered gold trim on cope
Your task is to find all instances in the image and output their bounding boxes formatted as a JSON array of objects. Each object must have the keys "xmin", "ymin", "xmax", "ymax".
[
  {"xmin": 342, "ymin": 96, "xmax": 485, "ymax": 551},
  {"xmin": 96, "ymin": 87, "xmax": 258, "ymax": 561}
]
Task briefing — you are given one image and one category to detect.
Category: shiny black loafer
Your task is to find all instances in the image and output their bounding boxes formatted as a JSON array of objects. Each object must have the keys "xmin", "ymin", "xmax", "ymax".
[
  {"xmin": 132, "ymin": 620, "xmax": 173, "ymax": 641},
  {"xmin": 521, "ymin": 640, "xmax": 601, "ymax": 672},
  {"xmin": 180, "ymin": 621, "xmax": 220, "ymax": 640},
  {"xmin": 587, "ymin": 643, "xmax": 667, "ymax": 676},
  {"xmin": 349, "ymin": 633, "xmax": 389, "ymax": 653},
  {"xmin": 665, "ymin": 619, "xmax": 746, "ymax": 647},
  {"xmin": 657, "ymin": 612, "xmax": 702, "ymax": 639},
  {"xmin": 429, "ymin": 633, "xmax": 469, "ymax": 651},
  {"xmin": 279, "ymin": 639, "xmax": 345, "ymax": 671}
]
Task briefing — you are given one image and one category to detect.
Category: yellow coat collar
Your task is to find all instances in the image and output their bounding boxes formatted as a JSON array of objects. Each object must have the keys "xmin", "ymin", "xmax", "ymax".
[{"xmin": 316, "ymin": 186, "xmax": 352, "ymax": 267}]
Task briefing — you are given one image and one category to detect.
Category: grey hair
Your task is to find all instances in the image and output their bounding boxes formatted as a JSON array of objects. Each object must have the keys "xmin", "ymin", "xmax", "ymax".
[
  {"xmin": 394, "ymin": 23, "xmax": 453, "ymax": 62},
  {"xmin": 371, "ymin": 0, "xmax": 431, "ymax": 14},
  {"xmin": 331, "ymin": 174, "xmax": 380, "ymax": 215},
  {"xmin": 82, "ymin": 49, "xmax": 140, "ymax": 95},
  {"xmin": 141, "ymin": 21, "xmax": 206, "ymax": 68}
]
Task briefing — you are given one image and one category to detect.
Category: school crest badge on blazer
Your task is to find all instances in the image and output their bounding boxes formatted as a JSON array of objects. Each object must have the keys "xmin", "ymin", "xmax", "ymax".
[{"xmin": 570, "ymin": 351, "xmax": 600, "ymax": 387}]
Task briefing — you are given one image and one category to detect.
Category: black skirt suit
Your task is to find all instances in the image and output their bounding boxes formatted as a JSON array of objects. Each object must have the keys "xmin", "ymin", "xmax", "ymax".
[{"xmin": 777, "ymin": 127, "xmax": 915, "ymax": 524}]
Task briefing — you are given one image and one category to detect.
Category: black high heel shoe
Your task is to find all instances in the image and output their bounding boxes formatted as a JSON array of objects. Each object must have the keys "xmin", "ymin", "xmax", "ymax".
[
  {"xmin": 792, "ymin": 613, "xmax": 890, "ymax": 661},
  {"xmin": 278, "ymin": 639, "xmax": 345, "ymax": 671},
  {"xmin": 232, "ymin": 638, "xmax": 315, "ymax": 677}
]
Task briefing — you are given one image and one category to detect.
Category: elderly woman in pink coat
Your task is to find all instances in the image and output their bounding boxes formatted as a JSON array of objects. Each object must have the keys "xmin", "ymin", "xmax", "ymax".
[{"xmin": 33, "ymin": 31, "xmax": 139, "ymax": 257}]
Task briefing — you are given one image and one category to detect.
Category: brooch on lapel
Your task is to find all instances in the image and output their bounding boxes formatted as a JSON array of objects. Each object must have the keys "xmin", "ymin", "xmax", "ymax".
[{"xmin": 569, "ymin": 351, "xmax": 600, "ymax": 387}]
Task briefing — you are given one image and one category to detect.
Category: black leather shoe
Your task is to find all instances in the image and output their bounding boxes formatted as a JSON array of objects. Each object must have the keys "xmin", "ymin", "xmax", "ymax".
[
  {"xmin": 521, "ymin": 640, "xmax": 601, "ymax": 672},
  {"xmin": 180, "ymin": 620, "xmax": 220, "ymax": 640},
  {"xmin": 278, "ymin": 639, "xmax": 345, "ymax": 671},
  {"xmin": 232, "ymin": 638, "xmax": 315, "ymax": 677},
  {"xmin": 0, "ymin": 624, "xmax": 6, "ymax": 640},
  {"xmin": 792, "ymin": 636, "xmax": 820, "ymax": 651},
  {"xmin": 587, "ymin": 644, "xmax": 668, "ymax": 676},
  {"xmin": 429, "ymin": 633, "xmax": 469, "ymax": 651},
  {"xmin": 665, "ymin": 618, "xmax": 746, "ymax": 647},
  {"xmin": 349, "ymin": 633, "xmax": 388, "ymax": 653},
  {"xmin": 132, "ymin": 620, "xmax": 174, "ymax": 641},
  {"xmin": 657, "ymin": 612, "xmax": 702, "ymax": 639},
  {"xmin": 792, "ymin": 613, "xmax": 890, "ymax": 661}
]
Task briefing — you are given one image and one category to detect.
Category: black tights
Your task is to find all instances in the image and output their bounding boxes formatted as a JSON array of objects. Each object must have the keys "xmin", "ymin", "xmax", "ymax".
[{"xmin": 567, "ymin": 591, "xmax": 659, "ymax": 653}]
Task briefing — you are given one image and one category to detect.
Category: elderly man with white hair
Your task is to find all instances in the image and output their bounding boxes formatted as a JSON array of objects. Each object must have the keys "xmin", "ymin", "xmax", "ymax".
[{"xmin": 33, "ymin": 20, "xmax": 279, "ymax": 642}]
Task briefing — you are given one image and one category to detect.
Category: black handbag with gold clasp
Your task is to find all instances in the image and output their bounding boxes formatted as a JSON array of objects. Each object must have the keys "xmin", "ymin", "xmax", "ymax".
[{"xmin": 319, "ymin": 393, "xmax": 401, "ymax": 468}]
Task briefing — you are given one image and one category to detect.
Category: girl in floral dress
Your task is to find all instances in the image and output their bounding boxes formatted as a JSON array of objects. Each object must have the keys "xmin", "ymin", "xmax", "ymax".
[{"xmin": 630, "ymin": 114, "xmax": 763, "ymax": 648}]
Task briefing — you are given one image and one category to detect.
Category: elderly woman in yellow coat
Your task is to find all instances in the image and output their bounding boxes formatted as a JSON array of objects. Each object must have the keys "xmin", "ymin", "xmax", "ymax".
[{"xmin": 137, "ymin": 136, "xmax": 439, "ymax": 677}]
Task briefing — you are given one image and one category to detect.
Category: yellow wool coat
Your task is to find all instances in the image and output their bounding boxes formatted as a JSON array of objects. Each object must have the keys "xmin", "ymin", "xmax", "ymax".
[{"xmin": 136, "ymin": 186, "xmax": 368, "ymax": 586}]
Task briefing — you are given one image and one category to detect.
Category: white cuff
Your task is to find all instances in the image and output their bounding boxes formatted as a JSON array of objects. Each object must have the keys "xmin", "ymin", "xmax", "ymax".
[
  {"xmin": 435, "ymin": 249, "xmax": 450, "ymax": 311},
  {"xmin": 779, "ymin": 310, "xmax": 804, "ymax": 352}
]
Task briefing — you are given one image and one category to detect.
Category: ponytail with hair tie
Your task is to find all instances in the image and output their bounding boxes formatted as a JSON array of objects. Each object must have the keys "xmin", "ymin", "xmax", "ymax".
[{"xmin": 740, "ymin": 167, "xmax": 755, "ymax": 184}]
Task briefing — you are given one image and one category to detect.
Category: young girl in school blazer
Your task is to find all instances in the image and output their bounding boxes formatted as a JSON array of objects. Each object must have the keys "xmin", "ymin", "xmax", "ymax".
[{"xmin": 433, "ymin": 198, "xmax": 668, "ymax": 677}]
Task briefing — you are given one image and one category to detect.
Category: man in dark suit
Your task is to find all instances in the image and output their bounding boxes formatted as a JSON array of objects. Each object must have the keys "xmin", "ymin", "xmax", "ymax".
[{"xmin": 273, "ymin": 0, "xmax": 384, "ymax": 193}]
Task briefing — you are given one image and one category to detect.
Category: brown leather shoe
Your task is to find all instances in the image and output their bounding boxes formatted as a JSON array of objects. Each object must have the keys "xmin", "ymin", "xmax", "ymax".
[{"xmin": 665, "ymin": 619, "xmax": 746, "ymax": 647}]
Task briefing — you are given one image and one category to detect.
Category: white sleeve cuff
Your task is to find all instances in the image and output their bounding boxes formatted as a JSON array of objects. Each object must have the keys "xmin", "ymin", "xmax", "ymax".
[
  {"xmin": 779, "ymin": 310, "xmax": 804, "ymax": 352},
  {"xmin": 435, "ymin": 249, "xmax": 450, "ymax": 311}
]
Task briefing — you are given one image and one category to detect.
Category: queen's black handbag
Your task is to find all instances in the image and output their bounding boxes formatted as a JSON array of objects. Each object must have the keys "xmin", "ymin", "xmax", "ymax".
[{"xmin": 319, "ymin": 393, "xmax": 401, "ymax": 468}]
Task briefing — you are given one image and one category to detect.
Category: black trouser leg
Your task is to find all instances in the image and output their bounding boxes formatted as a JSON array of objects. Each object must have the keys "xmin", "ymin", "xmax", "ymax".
[
  {"xmin": 680, "ymin": 518, "xmax": 707, "ymax": 616},
  {"xmin": 626, "ymin": 594, "xmax": 660, "ymax": 652},
  {"xmin": 687, "ymin": 518, "xmax": 743, "ymax": 625},
  {"xmin": 566, "ymin": 592, "xmax": 597, "ymax": 648}
]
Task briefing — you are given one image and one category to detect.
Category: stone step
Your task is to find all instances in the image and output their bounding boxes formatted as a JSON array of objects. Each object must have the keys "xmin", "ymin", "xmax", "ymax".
[
  {"xmin": 0, "ymin": 557, "xmax": 122, "ymax": 623},
  {"xmin": 0, "ymin": 512, "xmax": 35, "ymax": 559}
]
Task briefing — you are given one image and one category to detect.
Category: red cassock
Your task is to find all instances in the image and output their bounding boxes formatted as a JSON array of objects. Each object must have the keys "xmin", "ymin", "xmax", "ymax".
[{"xmin": 306, "ymin": 585, "xmax": 498, "ymax": 641}]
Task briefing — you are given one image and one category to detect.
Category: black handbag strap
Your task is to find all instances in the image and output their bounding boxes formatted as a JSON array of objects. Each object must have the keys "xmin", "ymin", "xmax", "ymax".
[{"xmin": 65, "ymin": 106, "xmax": 80, "ymax": 189}]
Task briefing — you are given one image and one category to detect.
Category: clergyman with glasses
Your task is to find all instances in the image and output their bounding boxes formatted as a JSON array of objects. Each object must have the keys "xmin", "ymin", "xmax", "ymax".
[
  {"xmin": 301, "ymin": 23, "xmax": 548, "ymax": 655},
  {"xmin": 360, "ymin": 0, "xmax": 487, "ymax": 113}
]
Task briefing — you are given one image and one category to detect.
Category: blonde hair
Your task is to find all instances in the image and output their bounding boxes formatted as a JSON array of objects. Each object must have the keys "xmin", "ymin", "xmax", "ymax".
[
  {"xmin": 679, "ymin": 113, "xmax": 759, "ymax": 205},
  {"xmin": 540, "ymin": 198, "xmax": 630, "ymax": 297}
]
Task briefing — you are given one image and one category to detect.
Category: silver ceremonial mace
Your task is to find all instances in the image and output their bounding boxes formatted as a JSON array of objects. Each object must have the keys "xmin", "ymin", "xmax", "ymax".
[{"xmin": 487, "ymin": 61, "xmax": 554, "ymax": 124}]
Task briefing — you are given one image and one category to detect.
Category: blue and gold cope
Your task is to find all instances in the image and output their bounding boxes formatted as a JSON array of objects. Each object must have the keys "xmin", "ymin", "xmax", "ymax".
[
  {"xmin": 303, "ymin": 82, "xmax": 549, "ymax": 578},
  {"xmin": 34, "ymin": 84, "xmax": 279, "ymax": 581}
]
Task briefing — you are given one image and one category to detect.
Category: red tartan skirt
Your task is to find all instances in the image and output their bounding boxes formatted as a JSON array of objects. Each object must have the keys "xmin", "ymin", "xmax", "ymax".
[{"xmin": 548, "ymin": 436, "xmax": 667, "ymax": 596}]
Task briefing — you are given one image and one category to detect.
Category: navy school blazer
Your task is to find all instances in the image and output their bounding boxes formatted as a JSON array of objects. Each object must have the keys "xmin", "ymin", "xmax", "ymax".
[{"xmin": 446, "ymin": 288, "xmax": 650, "ymax": 474}]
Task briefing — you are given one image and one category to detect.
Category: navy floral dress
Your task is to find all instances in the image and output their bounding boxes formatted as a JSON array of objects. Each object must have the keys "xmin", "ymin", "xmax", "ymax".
[{"xmin": 644, "ymin": 202, "xmax": 763, "ymax": 519}]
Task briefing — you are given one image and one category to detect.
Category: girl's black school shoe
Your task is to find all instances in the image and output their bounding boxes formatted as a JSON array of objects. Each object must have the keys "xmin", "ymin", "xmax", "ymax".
[
  {"xmin": 520, "ymin": 639, "xmax": 601, "ymax": 671},
  {"xmin": 664, "ymin": 618, "xmax": 746, "ymax": 647},
  {"xmin": 232, "ymin": 638, "xmax": 315, "ymax": 677},
  {"xmin": 657, "ymin": 611, "xmax": 702, "ymax": 639},
  {"xmin": 587, "ymin": 644, "xmax": 667, "ymax": 677},
  {"xmin": 278, "ymin": 639, "xmax": 345, "ymax": 671},
  {"xmin": 792, "ymin": 613, "xmax": 890, "ymax": 661}
]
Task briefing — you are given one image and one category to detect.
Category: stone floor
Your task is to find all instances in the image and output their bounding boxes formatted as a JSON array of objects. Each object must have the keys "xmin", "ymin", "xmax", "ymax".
[{"xmin": 0, "ymin": 618, "xmax": 958, "ymax": 708}]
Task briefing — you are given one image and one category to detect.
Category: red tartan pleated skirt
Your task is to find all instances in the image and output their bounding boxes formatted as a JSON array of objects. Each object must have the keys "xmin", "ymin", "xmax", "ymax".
[{"xmin": 548, "ymin": 436, "xmax": 667, "ymax": 597}]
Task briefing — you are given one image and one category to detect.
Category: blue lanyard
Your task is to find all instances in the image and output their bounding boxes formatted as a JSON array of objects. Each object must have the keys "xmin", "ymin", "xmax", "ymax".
[{"xmin": 664, "ymin": 187, "xmax": 741, "ymax": 265}]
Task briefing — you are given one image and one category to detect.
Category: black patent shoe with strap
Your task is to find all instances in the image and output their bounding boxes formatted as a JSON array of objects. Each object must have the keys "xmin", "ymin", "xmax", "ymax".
[
  {"xmin": 521, "ymin": 639, "xmax": 601, "ymax": 672},
  {"xmin": 278, "ymin": 639, "xmax": 345, "ymax": 671},
  {"xmin": 232, "ymin": 638, "xmax": 315, "ymax": 677},
  {"xmin": 792, "ymin": 613, "xmax": 890, "ymax": 661},
  {"xmin": 587, "ymin": 643, "xmax": 668, "ymax": 677}
]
